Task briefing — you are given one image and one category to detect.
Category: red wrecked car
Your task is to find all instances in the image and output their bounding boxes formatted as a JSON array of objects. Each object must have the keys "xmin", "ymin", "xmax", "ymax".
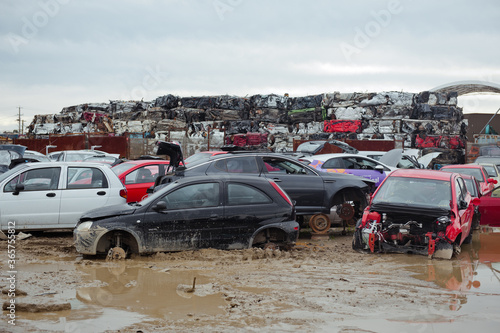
[
  {"xmin": 352, "ymin": 169, "xmax": 479, "ymax": 259},
  {"xmin": 440, "ymin": 164, "xmax": 497, "ymax": 195}
]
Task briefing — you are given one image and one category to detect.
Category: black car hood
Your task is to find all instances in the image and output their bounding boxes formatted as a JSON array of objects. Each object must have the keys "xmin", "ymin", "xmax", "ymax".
[
  {"xmin": 370, "ymin": 202, "xmax": 450, "ymax": 217},
  {"xmin": 80, "ymin": 203, "xmax": 138, "ymax": 220}
]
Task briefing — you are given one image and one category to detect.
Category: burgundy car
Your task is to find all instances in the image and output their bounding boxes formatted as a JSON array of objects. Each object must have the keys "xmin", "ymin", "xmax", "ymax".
[
  {"xmin": 477, "ymin": 186, "xmax": 500, "ymax": 227},
  {"xmin": 353, "ymin": 169, "xmax": 478, "ymax": 259}
]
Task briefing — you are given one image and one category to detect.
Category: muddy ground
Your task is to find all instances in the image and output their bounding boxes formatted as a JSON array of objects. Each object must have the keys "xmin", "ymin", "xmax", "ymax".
[{"xmin": 1, "ymin": 228, "xmax": 500, "ymax": 333}]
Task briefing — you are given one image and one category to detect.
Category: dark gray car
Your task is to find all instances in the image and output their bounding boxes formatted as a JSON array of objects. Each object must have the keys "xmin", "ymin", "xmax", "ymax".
[{"xmin": 155, "ymin": 152, "xmax": 375, "ymax": 223}]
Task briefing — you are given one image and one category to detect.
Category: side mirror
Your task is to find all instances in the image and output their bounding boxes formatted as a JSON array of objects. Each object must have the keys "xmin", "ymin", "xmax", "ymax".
[
  {"xmin": 375, "ymin": 165, "xmax": 384, "ymax": 173},
  {"xmin": 458, "ymin": 200, "xmax": 468, "ymax": 210},
  {"xmin": 13, "ymin": 183, "xmax": 25, "ymax": 195},
  {"xmin": 472, "ymin": 197, "xmax": 481, "ymax": 206},
  {"xmin": 152, "ymin": 201, "xmax": 167, "ymax": 211},
  {"xmin": 487, "ymin": 178, "xmax": 498, "ymax": 184},
  {"xmin": 146, "ymin": 185, "xmax": 154, "ymax": 194}
]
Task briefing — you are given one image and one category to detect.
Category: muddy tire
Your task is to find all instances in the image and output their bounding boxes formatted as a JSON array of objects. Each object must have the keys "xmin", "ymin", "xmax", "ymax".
[{"xmin": 351, "ymin": 219, "xmax": 365, "ymax": 252}]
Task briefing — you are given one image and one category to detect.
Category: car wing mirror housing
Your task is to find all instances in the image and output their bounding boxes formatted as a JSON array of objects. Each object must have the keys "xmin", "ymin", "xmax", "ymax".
[
  {"xmin": 458, "ymin": 200, "xmax": 468, "ymax": 210},
  {"xmin": 153, "ymin": 201, "xmax": 167, "ymax": 211},
  {"xmin": 472, "ymin": 197, "xmax": 481, "ymax": 206},
  {"xmin": 375, "ymin": 165, "xmax": 384, "ymax": 173},
  {"xmin": 13, "ymin": 183, "xmax": 25, "ymax": 195},
  {"xmin": 488, "ymin": 178, "xmax": 498, "ymax": 184}
]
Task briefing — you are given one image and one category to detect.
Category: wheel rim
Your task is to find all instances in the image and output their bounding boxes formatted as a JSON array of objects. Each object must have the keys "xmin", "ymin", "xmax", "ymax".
[{"xmin": 309, "ymin": 214, "xmax": 331, "ymax": 234}]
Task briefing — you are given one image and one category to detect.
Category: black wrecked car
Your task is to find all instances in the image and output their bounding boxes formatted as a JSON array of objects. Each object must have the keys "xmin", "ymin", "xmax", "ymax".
[
  {"xmin": 154, "ymin": 149, "xmax": 375, "ymax": 231},
  {"xmin": 74, "ymin": 175, "xmax": 299, "ymax": 258}
]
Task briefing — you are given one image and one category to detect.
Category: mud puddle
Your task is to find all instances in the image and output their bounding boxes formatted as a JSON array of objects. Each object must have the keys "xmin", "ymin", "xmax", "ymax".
[{"xmin": 3, "ymin": 229, "xmax": 500, "ymax": 332}]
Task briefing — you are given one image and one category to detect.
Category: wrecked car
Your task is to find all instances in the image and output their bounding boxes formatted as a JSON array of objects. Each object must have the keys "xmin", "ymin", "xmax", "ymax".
[
  {"xmin": 352, "ymin": 169, "xmax": 478, "ymax": 259},
  {"xmin": 153, "ymin": 151, "xmax": 375, "ymax": 233},
  {"xmin": 74, "ymin": 175, "xmax": 299, "ymax": 258}
]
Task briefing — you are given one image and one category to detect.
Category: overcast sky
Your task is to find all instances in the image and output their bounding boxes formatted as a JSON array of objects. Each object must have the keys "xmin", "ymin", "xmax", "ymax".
[{"xmin": 1, "ymin": 0, "xmax": 500, "ymax": 132}]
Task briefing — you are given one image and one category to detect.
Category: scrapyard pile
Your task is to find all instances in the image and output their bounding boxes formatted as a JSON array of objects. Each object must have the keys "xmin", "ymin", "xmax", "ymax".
[{"xmin": 28, "ymin": 90, "xmax": 467, "ymax": 156}]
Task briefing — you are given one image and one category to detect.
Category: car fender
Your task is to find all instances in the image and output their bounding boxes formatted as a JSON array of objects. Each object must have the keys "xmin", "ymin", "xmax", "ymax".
[{"xmin": 247, "ymin": 222, "xmax": 298, "ymax": 249}]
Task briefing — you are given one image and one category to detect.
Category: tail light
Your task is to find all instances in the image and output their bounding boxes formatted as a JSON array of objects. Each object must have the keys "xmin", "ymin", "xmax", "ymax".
[
  {"xmin": 269, "ymin": 180, "xmax": 293, "ymax": 206},
  {"xmin": 119, "ymin": 188, "xmax": 128, "ymax": 200}
]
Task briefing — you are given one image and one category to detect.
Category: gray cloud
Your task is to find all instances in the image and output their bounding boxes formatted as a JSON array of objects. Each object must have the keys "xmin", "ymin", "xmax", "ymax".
[{"xmin": 1, "ymin": 0, "xmax": 500, "ymax": 131}]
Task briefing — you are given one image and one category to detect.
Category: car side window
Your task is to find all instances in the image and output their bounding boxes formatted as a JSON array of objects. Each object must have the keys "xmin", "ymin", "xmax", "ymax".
[
  {"xmin": 323, "ymin": 158, "xmax": 344, "ymax": 169},
  {"xmin": 4, "ymin": 167, "xmax": 60, "ymax": 192},
  {"xmin": 227, "ymin": 183, "xmax": 272, "ymax": 205},
  {"xmin": 213, "ymin": 157, "xmax": 259, "ymax": 174},
  {"xmin": 67, "ymin": 167, "xmax": 108, "ymax": 189},
  {"xmin": 126, "ymin": 166, "xmax": 159, "ymax": 184},
  {"xmin": 162, "ymin": 182, "xmax": 219, "ymax": 209},
  {"xmin": 262, "ymin": 157, "xmax": 312, "ymax": 175}
]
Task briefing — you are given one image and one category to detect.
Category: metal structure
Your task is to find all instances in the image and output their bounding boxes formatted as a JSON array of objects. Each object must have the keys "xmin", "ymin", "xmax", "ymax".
[{"xmin": 430, "ymin": 80, "xmax": 500, "ymax": 96}]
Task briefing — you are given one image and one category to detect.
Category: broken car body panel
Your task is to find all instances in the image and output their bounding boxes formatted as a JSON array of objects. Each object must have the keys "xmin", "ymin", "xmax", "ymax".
[{"xmin": 352, "ymin": 169, "xmax": 475, "ymax": 259}]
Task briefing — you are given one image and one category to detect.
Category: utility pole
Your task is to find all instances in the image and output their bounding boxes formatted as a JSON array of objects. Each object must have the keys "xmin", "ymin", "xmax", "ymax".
[{"xmin": 16, "ymin": 106, "xmax": 23, "ymax": 134}]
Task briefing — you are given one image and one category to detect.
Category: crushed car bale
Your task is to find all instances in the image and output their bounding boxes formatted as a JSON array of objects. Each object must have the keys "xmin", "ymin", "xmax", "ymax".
[{"xmin": 26, "ymin": 90, "xmax": 467, "ymax": 156}]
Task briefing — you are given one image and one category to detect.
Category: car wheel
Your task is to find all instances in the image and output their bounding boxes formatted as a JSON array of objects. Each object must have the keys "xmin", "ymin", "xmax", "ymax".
[
  {"xmin": 107, "ymin": 246, "xmax": 127, "ymax": 260},
  {"xmin": 351, "ymin": 219, "xmax": 365, "ymax": 252}
]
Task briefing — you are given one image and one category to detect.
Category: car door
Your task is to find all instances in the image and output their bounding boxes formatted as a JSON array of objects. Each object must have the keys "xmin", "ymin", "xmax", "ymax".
[
  {"xmin": 455, "ymin": 177, "xmax": 473, "ymax": 239},
  {"xmin": 59, "ymin": 166, "xmax": 113, "ymax": 228},
  {"xmin": 478, "ymin": 186, "xmax": 500, "ymax": 227},
  {"xmin": 1, "ymin": 166, "xmax": 62, "ymax": 231},
  {"xmin": 339, "ymin": 156, "xmax": 388, "ymax": 187},
  {"xmin": 260, "ymin": 156, "xmax": 326, "ymax": 214},
  {"xmin": 140, "ymin": 181, "xmax": 223, "ymax": 252},
  {"xmin": 123, "ymin": 165, "xmax": 161, "ymax": 202},
  {"xmin": 218, "ymin": 182, "xmax": 276, "ymax": 248}
]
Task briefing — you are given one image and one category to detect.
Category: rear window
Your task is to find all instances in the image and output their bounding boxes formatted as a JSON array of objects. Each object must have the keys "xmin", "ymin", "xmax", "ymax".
[{"xmin": 442, "ymin": 167, "xmax": 485, "ymax": 182}]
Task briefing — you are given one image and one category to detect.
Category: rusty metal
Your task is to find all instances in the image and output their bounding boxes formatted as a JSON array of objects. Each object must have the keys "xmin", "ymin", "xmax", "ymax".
[
  {"xmin": 338, "ymin": 203, "xmax": 355, "ymax": 221},
  {"xmin": 106, "ymin": 247, "xmax": 126, "ymax": 260},
  {"xmin": 308, "ymin": 214, "xmax": 331, "ymax": 234}
]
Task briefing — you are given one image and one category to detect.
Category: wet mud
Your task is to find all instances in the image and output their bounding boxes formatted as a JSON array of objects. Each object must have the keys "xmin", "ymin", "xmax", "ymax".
[{"xmin": 1, "ymin": 227, "xmax": 500, "ymax": 332}]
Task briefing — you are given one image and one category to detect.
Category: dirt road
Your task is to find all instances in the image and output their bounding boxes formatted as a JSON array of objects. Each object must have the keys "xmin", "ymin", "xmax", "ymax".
[{"xmin": 1, "ymin": 229, "xmax": 499, "ymax": 332}]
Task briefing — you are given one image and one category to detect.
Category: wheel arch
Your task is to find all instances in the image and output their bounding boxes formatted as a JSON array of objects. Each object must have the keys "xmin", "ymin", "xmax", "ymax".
[{"xmin": 94, "ymin": 228, "xmax": 143, "ymax": 255}]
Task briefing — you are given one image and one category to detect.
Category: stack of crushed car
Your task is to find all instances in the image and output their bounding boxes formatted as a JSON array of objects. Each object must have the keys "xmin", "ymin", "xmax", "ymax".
[{"xmin": 27, "ymin": 90, "xmax": 467, "ymax": 156}]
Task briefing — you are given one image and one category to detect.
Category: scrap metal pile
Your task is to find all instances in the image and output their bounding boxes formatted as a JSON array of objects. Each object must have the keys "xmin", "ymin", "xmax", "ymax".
[{"xmin": 27, "ymin": 90, "xmax": 467, "ymax": 155}]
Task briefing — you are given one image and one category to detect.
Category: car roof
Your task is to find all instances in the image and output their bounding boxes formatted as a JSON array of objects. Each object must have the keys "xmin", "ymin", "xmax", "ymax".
[
  {"xmin": 302, "ymin": 153, "xmax": 393, "ymax": 166},
  {"xmin": 118, "ymin": 159, "xmax": 170, "ymax": 166},
  {"xmin": 390, "ymin": 168, "xmax": 454, "ymax": 181},
  {"xmin": 441, "ymin": 164, "xmax": 484, "ymax": 170}
]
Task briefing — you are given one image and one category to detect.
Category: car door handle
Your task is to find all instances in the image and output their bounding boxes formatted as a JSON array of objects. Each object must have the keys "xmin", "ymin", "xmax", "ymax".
[
  {"xmin": 209, "ymin": 214, "xmax": 219, "ymax": 220},
  {"xmin": 272, "ymin": 178, "xmax": 282, "ymax": 182},
  {"xmin": 97, "ymin": 191, "xmax": 106, "ymax": 196},
  {"xmin": 46, "ymin": 193, "xmax": 56, "ymax": 197}
]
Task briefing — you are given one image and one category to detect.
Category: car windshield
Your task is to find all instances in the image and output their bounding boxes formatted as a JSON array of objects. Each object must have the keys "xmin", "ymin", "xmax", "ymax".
[
  {"xmin": 482, "ymin": 165, "xmax": 498, "ymax": 178},
  {"xmin": 372, "ymin": 176, "xmax": 452, "ymax": 209},
  {"xmin": 296, "ymin": 142, "xmax": 323, "ymax": 154},
  {"xmin": 442, "ymin": 167, "xmax": 485, "ymax": 182},
  {"xmin": 111, "ymin": 162, "xmax": 137, "ymax": 175}
]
